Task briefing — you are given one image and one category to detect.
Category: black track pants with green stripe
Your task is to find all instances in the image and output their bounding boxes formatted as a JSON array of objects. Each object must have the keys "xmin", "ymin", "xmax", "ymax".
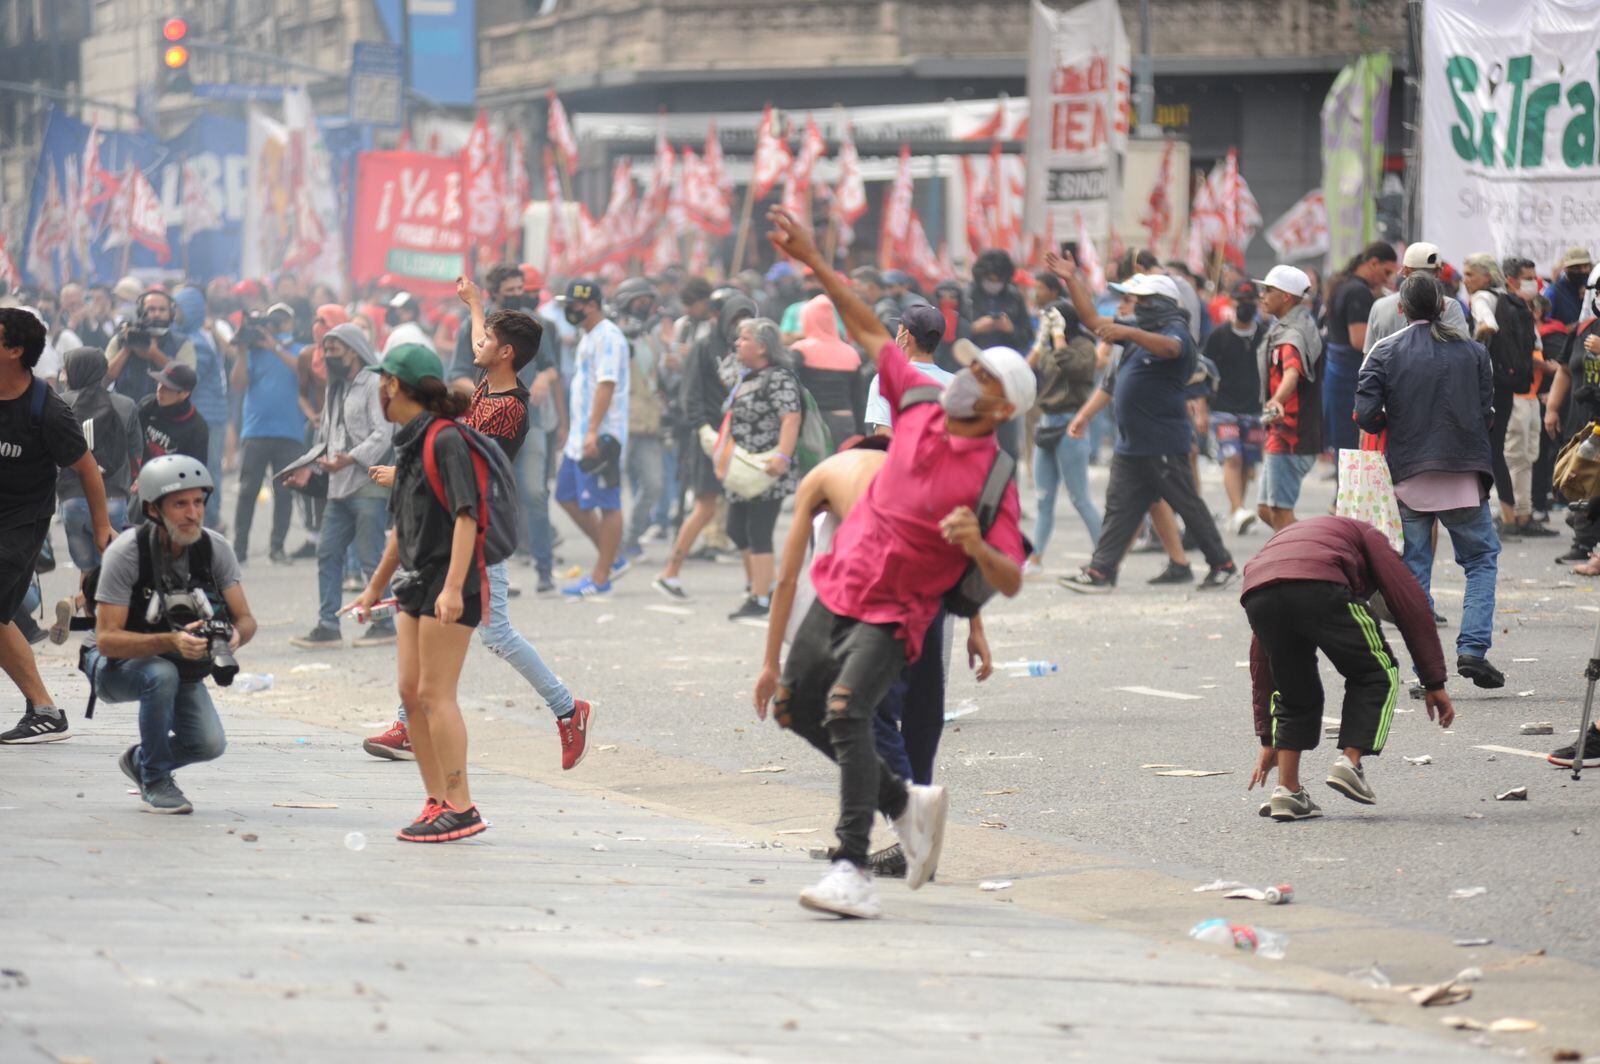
[{"xmin": 1243, "ymin": 580, "xmax": 1399, "ymax": 754}]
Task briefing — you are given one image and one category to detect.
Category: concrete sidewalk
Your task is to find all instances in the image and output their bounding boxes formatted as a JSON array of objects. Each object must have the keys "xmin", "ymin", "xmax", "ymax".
[{"xmin": 1, "ymin": 707, "xmax": 1483, "ymax": 1063}]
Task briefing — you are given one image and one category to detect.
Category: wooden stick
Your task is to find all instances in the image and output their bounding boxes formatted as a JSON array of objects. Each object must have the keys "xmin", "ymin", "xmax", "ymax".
[
  {"xmin": 822, "ymin": 212, "xmax": 839, "ymax": 268},
  {"xmin": 730, "ymin": 178, "xmax": 759, "ymax": 276}
]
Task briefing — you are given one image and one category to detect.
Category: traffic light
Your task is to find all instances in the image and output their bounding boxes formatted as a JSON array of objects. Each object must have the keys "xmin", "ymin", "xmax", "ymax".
[{"xmin": 159, "ymin": 16, "xmax": 192, "ymax": 93}]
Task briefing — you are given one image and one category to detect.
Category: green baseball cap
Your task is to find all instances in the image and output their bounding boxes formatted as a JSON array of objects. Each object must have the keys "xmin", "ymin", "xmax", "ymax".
[{"xmin": 365, "ymin": 343, "xmax": 444, "ymax": 386}]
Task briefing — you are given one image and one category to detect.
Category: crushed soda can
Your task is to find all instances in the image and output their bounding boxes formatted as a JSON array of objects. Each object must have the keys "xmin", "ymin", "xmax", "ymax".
[{"xmin": 1264, "ymin": 884, "xmax": 1294, "ymax": 905}]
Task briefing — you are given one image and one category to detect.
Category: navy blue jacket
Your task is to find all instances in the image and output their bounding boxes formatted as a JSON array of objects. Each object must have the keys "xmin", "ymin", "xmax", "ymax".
[{"xmin": 1354, "ymin": 323, "xmax": 1494, "ymax": 489}]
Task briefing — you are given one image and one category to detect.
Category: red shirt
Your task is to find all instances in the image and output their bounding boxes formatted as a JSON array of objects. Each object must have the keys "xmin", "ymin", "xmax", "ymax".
[
  {"xmin": 809, "ymin": 340, "xmax": 1025, "ymax": 662},
  {"xmin": 1265, "ymin": 342, "xmax": 1321, "ymax": 455}
]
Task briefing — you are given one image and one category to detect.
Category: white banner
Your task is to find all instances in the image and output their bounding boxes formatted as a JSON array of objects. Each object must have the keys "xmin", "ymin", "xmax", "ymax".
[
  {"xmin": 1265, "ymin": 189, "xmax": 1329, "ymax": 263},
  {"xmin": 1024, "ymin": 0, "xmax": 1130, "ymax": 241},
  {"xmin": 1422, "ymin": 0, "xmax": 1600, "ymax": 274}
]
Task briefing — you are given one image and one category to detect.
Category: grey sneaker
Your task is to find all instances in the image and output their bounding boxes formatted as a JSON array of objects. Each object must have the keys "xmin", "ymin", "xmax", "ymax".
[
  {"xmin": 1326, "ymin": 755, "xmax": 1377, "ymax": 805},
  {"xmin": 140, "ymin": 777, "xmax": 194, "ymax": 815},
  {"xmin": 117, "ymin": 744, "xmax": 140, "ymax": 786},
  {"xmin": 1267, "ymin": 786, "xmax": 1322, "ymax": 822}
]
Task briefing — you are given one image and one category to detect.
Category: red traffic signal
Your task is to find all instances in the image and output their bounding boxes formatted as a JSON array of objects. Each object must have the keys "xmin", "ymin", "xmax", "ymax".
[
  {"xmin": 162, "ymin": 17, "xmax": 188, "ymax": 42},
  {"xmin": 158, "ymin": 16, "xmax": 193, "ymax": 91}
]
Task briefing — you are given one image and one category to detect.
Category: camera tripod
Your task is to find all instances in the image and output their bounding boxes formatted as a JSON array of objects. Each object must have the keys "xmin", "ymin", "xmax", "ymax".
[{"xmin": 1570, "ymin": 608, "xmax": 1600, "ymax": 781}]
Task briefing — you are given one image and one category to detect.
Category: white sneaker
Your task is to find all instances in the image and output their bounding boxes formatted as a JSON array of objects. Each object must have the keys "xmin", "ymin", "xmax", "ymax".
[
  {"xmin": 799, "ymin": 860, "xmax": 881, "ymax": 918},
  {"xmin": 1023, "ymin": 558, "xmax": 1044, "ymax": 578},
  {"xmin": 1231, "ymin": 508, "xmax": 1257, "ymax": 535},
  {"xmin": 893, "ymin": 783, "xmax": 949, "ymax": 890}
]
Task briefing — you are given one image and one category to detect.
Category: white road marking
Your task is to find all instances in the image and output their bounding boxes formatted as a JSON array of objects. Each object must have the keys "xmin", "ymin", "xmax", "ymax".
[
  {"xmin": 1114, "ymin": 686, "xmax": 1203, "ymax": 701},
  {"xmin": 1473, "ymin": 744, "xmax": 1552, "ymax": 761}
]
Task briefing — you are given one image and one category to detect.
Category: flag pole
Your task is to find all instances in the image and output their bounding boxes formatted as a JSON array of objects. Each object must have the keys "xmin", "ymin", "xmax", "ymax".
[{"xmin": 730, "ymin": 179, "xmax": 758, "ymax": 276}]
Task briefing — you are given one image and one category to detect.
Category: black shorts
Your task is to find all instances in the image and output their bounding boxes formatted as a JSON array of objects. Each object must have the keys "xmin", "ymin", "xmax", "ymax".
[
  {"xmin": 0, "ymin": 519, "xmax": 49, "ymax": 620},
  {"xmin": 677, "ymin": 429, "xmax": 724, "ymax": 500},
  {"xmin": 393, "ymin": 565, "xmax": 483, "ymax": 629},
  {"xmin": 727, "ymin": 497, "xmax": 782, "ymax": 554}
]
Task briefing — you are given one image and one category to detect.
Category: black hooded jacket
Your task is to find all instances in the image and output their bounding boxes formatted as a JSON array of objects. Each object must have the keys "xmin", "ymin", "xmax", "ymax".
[
  {"xmin": 138, "ymin": 393, "xmax": 210, "ymax": 465},
  {"xmin": 682, "ymin": 293, "xmax": 757, "ymax": 432},
  {"xmin": 59, "ymin": 347, "xmax": 142, "ymax": 501}
]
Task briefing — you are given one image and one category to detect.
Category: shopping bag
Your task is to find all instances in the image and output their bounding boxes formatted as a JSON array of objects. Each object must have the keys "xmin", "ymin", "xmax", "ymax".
[{"xmin": 1336, "ymin": 449, "xmax": 1404, "ymax": 553}]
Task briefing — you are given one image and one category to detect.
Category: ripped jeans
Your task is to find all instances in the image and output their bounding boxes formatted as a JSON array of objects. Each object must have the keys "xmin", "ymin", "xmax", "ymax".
[{"xmin": 775, "ymin": 600, "xmax": 910, "ymax": 866}]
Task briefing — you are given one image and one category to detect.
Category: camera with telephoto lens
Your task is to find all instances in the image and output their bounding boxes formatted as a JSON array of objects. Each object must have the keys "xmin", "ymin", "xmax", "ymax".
[
  {"xmin": 157, "ymin": 589, "xmax": 239, "ymax": 686},
  {"xmin": 236, "ymin": 311, "xmax": 271, "ymax": 348},
  {"xmin": 123, "ymin": 321, "xmax": 153, "ymax": 351}
]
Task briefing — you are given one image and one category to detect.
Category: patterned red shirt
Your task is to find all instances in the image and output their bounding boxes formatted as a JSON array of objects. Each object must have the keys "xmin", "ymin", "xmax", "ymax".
[
  {"xmin": 465, "ymin": 377, "xmax": 531, "ymax": 461},
  {"xmin": 1265, "ymin": 342, "xmax": 1322, "ymax": 456}
]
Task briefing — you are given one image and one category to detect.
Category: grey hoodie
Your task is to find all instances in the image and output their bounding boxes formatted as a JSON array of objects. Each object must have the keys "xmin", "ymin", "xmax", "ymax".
[
  {"xmin": 1262, "ymin": 303, "xmax": 1324, "ymax": 402},
  {"xmin": 306, "ymin": 322, "xmax": 392, "ymax": 500}
]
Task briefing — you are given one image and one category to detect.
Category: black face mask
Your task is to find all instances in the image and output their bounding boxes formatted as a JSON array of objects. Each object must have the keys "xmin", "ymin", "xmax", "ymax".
[
  {"xmin": 499, "ymin": 294, "xmax": 528, "ymax": 312},
  {"xmin": 325, "ymin": 357, "xmax": 351, "ymax": 381},
  {"xmin": 1568, "ymin": 270, "xmax": 1590, "ymax": 287},
  {"xmin": 564, "ymin": 305, "xmax": 586, "ymax": 327},
  {"xmin": 384, "ymin": 307, "xmax": 402, "ymax": 327},
  {"xmin": 1234, "ymin": 302, "xmax": 1258, "ymax": 323}
]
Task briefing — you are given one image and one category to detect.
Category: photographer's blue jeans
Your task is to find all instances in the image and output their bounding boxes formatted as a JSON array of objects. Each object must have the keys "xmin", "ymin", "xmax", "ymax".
[
  {"xmin": 1398, "ymin": 500, "xmax": 1500, "ymax": 658},
  {"xmin": 478, "ymin": 561, "xmax": 574, "ymax": 718},
  {"xmin": 516, "ymin": 427, "xmax": 554, "ymax": 575},
  {"xmin": 61, "ymin": 496, "xmax": 129, "ymax": 571},
  {"xmin": 87, "ymin": 650, "xmax": 225, "ymax": 786},
  {"xmin": 316, "ymin": 494, "xmax": 389, "ymax": 629}
]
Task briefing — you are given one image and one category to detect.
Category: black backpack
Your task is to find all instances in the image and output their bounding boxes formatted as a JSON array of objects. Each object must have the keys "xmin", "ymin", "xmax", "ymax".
[
  {"xmin": 1484, "ymin": 291, "xmax": 1537, "ymax": 394},
  {"xmin": 898, "ymin": 384, "xmax": 1018, "ymax": 619}
]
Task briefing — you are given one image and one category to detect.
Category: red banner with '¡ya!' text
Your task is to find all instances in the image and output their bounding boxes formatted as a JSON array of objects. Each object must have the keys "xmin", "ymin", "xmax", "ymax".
[{"xmin": 350, "ymin": 151, "xmax": 465, "ymax": 298}]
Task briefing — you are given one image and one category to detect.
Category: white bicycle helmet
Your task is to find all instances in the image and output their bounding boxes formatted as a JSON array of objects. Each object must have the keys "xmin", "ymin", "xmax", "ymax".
[{"xmin": 135, "ymin": 454, "xmax": 214, "ymax": 508}]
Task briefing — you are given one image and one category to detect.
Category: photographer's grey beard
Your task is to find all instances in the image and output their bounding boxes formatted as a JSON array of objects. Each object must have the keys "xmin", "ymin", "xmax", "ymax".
[{"xmin": 162, "ymin": 517, "xmax": 203, "ymax": 548}]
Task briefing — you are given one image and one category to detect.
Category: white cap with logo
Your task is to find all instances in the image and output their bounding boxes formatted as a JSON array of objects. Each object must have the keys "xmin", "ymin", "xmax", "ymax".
[
  {"xmin": 954, "ymin": 343, "xmax": 1037, "ymax": 414},
  {"xmin": 1254, "ymin": 264, "xmax": 1312, "ymax": 298}
]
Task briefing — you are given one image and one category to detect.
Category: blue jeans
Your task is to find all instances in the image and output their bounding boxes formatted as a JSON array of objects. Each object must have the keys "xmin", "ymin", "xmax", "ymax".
[
  {"xmin": 478, "ymin": 560, "xmax": 574, "ymax": 718},
  {"xmin": 516, "ymin": 427, "xmax": 554, "ymax": 575},
  {"xmin": 870, "ymin": 611, "xmax": 947, "ymax": 786},
  {"xmin": 652, "ymin": 440, "xmax": 679, "ymax": 529},
  {"xmin": 1032, "ymin": 413, "xmax": 1102, "ymax": 555},
  {"xmin": 205, "ymin": 428, "xmax": 226, "ymax": 529},
  {"xmin": 1398, "ymin": 500, "xmax": 1500, "ymax": 658},
  {"xmin": 1321, "ymin": 343, "xmax": 1361, "ymax": 455},
  {"xmin": 61, "ymin": 496, "xmax": 130, "ymax": 571},
  {"xmin": 88, "ymin": 650, "xmax": 225, "ymax": 786},
  {"xmin": 316, "ymin": 494, "xmax": 389, "ymax": 629}
]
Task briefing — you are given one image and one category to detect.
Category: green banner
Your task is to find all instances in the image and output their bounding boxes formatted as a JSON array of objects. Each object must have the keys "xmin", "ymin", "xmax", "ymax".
[{"xmin": 1321, "ymin": 54, "xmax": 1392, "ymax": 272}]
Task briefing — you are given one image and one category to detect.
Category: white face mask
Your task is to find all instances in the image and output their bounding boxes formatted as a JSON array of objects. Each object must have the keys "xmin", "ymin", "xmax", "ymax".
[{"xmin": 1519, "ymin": 279, "xmax": 1539, "ymax": 299}]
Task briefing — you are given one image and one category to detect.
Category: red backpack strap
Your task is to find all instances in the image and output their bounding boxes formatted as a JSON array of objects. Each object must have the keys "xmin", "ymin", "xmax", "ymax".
[{"xmin": 422, "ymin": 418, "xmax": 493, "ymax": 619}]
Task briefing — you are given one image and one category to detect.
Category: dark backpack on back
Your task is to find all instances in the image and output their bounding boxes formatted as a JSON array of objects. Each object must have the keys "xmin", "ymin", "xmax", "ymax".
[
  {"xmin": 898, "ymin": 384, "xmax": 1018, "ymax": 619},
  {"xmin": 1484, "ymin": 291, "xmax": 1536, "ymax": 394},
  {"xmin": 421, "ymin": 419, "xmax": 523, "ymax": 603}
]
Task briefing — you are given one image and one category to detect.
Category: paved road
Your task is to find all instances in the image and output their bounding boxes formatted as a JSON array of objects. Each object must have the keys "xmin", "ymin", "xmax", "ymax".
[
  {"xmin": 2, "ymin": 709, "xmax": 1489, "ymax": 1062},
  {"xmin": 7, "ymin": 456, "xmax": 1597, "ymax": 1057}
]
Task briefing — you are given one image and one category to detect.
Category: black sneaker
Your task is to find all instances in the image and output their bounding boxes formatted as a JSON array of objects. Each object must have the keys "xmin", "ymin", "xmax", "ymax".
[
  {"xmin": 1457, "ymin": 654, "xmax": 1506, "ymax": 689},
  {"xmin": 1556, "ymin": 544, "xmax": 1590, "ymax": 564},
  {"xmin": 291, "ymin": 540, "xmax": 319, "ymax": 560},
  {"xmin": 1059, "ymin": 569, "xmax": 1115, "ymax": 594},
  {"xmin": 652, "ymin": 576, "xmax": 690, "ymax": 601},
  {"xmin": 1517, "ymin": 521, "xmax": 1559, "ymax": 538},
  {"xmin": 1147, "ymin": 562, "xmax": 1194, "ymax": 585},
  {"xmin": 728, "ymin": 596, "xmax": 770, "ymax": 621},
  {"xmin": 117, "ymin": 744, "xmax": 140, "ymax": 785},
  {"xmin": 1434, "ymin": 610, "xmax": 1448, "ymax": 627},
  {"xmin": 867, "ymin": 842, "xmax": 908, "ymax": 879},
  {"xmin": 0, "ymin": 705, "xmax": 71, "ymax": 744},
  {"xmin": 269, "ymin": 548, "xmax": 292, "ymax": 565},
  {"xmin": 288, "ymin": 625, "xmax": 343, "ymax": 650},
  {"xmin": 536, "ymin": 572, "xmax": 557, "ymax": 595},
  {"xmin": 1548, "ymin": 725, "xmax": 1600, "ymax": 768},
  {"xmin": 396, "ymin": 802, "xmax": 487, "ymax": 843},
  {"xmin": 353, "ymin": 620, "xmax": 397, "ymax": 648},
  {"xmin": 1198, "ymin": 563, "xmax": 1239, "ymax": 592},
  {"xmin": 140, "ymin": 777, "xmax": 193, "ymax": 815}
]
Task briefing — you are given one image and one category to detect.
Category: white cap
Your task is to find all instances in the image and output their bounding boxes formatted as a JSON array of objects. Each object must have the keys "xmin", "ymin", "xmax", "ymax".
[
  {"xmin": 955, "ymin": 344, "xmax": 1037, "ymax": 414},
  {"xmin": 1402, "ymin": 242, "xmax": 1441, "ymax": 270},
  {"xmin": 1254, "ymin": 264, "xmax": 1312, "ymax": 298},
  {"xmin": 1109, "ymin": 273, "xmax": 1181, "ymax": 302}
]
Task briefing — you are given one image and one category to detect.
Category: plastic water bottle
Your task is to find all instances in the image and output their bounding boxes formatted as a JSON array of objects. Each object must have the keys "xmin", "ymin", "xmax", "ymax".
[
  {"xmin": 999, "ymin": 660, "xmax": 1059, "ymax": 677},
  {"xmin": 1580, "ymin": 435, "xmax": 1600, "ymax": 461},
  {"xmin": 1188, "ymin": 918, "xmax": 1288, "ymax": 960},
  {"xmin": 233, "ymin": 672, "xmax": 274, "ymax": 693}
]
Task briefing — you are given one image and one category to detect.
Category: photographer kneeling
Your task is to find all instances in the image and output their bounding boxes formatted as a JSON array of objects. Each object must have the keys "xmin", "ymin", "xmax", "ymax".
[{"xmin": 82, "ymin": 455, "xmax": 257, "ymax": 814}]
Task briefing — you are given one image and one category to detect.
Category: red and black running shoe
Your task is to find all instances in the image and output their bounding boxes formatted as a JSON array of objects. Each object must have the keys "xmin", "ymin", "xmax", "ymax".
[
  {"xmin": 396, "ymin": 801, "xmax": 487, "ymax": 843},
  {"xmin": 558, "ymin": 699, "xmax": 593, "ymax": 771}
]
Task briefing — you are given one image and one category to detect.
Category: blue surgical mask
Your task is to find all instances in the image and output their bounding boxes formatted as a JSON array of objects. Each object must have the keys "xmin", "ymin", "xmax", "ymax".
[{"xmin": 276, "ymin": 331, "xmax": 293, "ymax": 343}]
